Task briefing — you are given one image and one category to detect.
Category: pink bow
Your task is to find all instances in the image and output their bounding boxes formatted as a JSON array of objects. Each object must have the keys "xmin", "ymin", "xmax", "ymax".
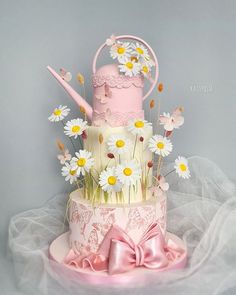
[
  {"xmin": 64, "ymin": 223, "xmax": 184, "ymax": 275},
  {"xmin": 103, "ymin": 223, "xmax": 169, "ymax": 274}
]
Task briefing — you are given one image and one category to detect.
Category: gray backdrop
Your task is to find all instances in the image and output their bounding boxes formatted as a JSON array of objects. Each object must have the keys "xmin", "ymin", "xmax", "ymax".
[{"xmin": 0, "ymin": 0, "xmax": 236, "ymax": 292}]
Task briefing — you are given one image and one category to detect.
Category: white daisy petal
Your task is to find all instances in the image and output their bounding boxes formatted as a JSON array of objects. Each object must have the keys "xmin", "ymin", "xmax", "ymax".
[
  {"xmin": 127, "ymin": 119, "xmax": 152, "ymax": 136},
  {"xmin": 107, "ymin": 134, "xmax": 132, "ymax": 155},
  {"xmin": 61, "ymin": 162, "xmax": 78, "ymax": 184},
  {"xmin": 70, "ymin": 149, "xmax": 94, "ymax": 176},
  {"xmin": 115, "ymin": 160, "xmax": 141, "ymax": 186},
  {"xmin": 174, "ymin": 156, "xmax": 191, "ymax": 179},
  {"xmin": 110, "ymin": 41, "xmax": 132, "ymax": 63},
  {"xmin": 131, "ymin": 42, "xmax": 150, "ymax": 61},
  {"xmin": 64, "ymin": 118, "xmax": 87, "ymax": 139},
  {"xmin": 48, "ymin": 105, "xmax": 70, "ymax": 122},
  {"xmin": 118, "ymin": 59, "xmax": 141, "ymax": 77},
  {"xmin": 148, "ymin": 135, "xmax": 173, "ymax": 157},
  {"xmin": 99, "ymin": 167, "xmax": 122, "ymax": 193}
]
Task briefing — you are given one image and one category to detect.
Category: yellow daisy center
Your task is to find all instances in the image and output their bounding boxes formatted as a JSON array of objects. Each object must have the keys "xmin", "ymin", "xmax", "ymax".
[
  {"xmin": 179, "ymin": 164, "xmax": 187, "ymax": 171},
  {"xmin": 54, "ymin": 109, "xmax": 62, "ymax": 116},
  {"xmin": 116, "ymin": 140, "xmax": 125, "ymax": 148},
  {"xmin": 157, "ymin": 142, "xmax": 165, "ymax": 149},
  {"xmin": 142, "ymin": 66, "xmax": 149, "ymax": 73},
  {"xmin": 117, "ymin": 47, "xmax": 125, "ymax": 54},
  {"xmin": 125, "ymin": 62, "xmax": 133, "ymax": 69},
  {"xmin": 69, "ymin": 169, "xmax": 77, "ymax": 176},
  {"xmin": 108, "ymin": 176, "xmax": 117, "ymax": 185},
  {"xmin": 123, "ymin": 167, "xmax": 132, "ymax": 176},
  {"xmin": 77, "ymin": 158, "xmax": 86, "ymax": 167},
  {"xmin": 134, "ymin": 121, "xmax": 144, "ymax": 128},
  {"xmin": 136, "ymin": 47, "xmax": 144, "ymax": 54},
  {"xmin": 72, "ymin": 125, "xmax": 81, "ymax": 133}
]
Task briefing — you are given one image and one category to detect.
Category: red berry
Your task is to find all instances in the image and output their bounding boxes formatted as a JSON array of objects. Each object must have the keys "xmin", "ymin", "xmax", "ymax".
[
  {"xmin": 81, "ymin": 131, "xmax": 87, "ymax": 140},
  {"xmin": 107, "ymin": 153, "xmax": 115, "ymax": 159},
  {"xmin": 147, "ymin": 161, "xmax": 153, "ymax": 168}
]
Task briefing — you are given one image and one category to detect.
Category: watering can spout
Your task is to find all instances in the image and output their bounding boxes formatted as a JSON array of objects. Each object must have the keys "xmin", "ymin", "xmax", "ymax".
[{"xmin": 47, "ymin": 66, "xmax": 93, "ymax": 120}]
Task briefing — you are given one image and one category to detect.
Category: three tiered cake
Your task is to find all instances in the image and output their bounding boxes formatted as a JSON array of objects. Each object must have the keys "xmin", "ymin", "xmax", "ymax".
[{"xmin": 48, "ymin": 35, "xmax": 188, "ymax": 283}]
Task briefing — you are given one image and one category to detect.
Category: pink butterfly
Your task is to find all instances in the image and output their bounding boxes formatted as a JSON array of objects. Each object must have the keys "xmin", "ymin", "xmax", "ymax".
[
  {"xmin": 126, "ymin": 208, "xmax": 145, "ymax": 232},
  {"xmin": 59, "ymin": 68, "xmax": 72, "ymax": 82},
  {"xmin": 159, "ymin": 107, "xmax": 184, "ymax": 132},
  {"xmin": 100, "ymin": 208, "xmax": 115, "ymax": 221},
  {"xmin": 150, "ymin": 176, "xmax": 169, "ymax": 197},
  {"xmin": 95, "ymin": 83, "xmax": 112, "ymax": 104},
  {"xmin": 70, "ymin": 203, "xmax": 93, "ymax": 237},
  {"xmin": 92, "ymin": 213, "xmax": 115, "ymax": 236},
  {"xmin": 93, "ymin": 108, "xmax": 112, "ymax": 126},
  {"xmin": 57, "ymin": 149, "xmax": 71, "ymax": 164},
  {"xmin": 105, "ymin": 34, "xmax": 116, "ymax": 46}
]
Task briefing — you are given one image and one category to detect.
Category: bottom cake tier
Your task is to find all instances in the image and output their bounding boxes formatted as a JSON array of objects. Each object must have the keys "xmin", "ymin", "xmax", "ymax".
[
  {"xmin": 49, "ymin": 189, "xmax": 187, "ymax": 279},
  {"xmin": 68, "ymin": 189, "xmax": 167, "ymax": 255}
]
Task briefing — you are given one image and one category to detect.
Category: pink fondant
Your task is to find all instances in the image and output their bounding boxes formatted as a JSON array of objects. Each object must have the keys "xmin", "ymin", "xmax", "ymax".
[
  {"xmin": 47, "ymin": 66, "xmax": 93, "ymax": 119},
  {"xmin": 64, "ymin": 223, "xmax": 185, "ymax": 275},
  {"xmin": 92, "ymin": 64, "xmax": 144, "ymax": 120},
  {"xmin": 47, "ymin": 35, "xmax": 159, "ymax": 126},
  {"xmin": 49, "ymin": 232, "xmax": 187, "ymax": 285},
  {"xmin": 92, "ymin": 108, "xmax": 144, "ymax": 127},
  {"xmin": 69, "ymin": 192, "xmax": 166, "ymax": 256}
]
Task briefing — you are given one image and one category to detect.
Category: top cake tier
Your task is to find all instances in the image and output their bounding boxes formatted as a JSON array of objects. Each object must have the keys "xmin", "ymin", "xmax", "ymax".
[
  {"xmin": 92, "ymin": 64, "xmax": 145, "ymax": 127},
  {"xmin": 47, "ymin": 35, "xmax": 158, "ymax": 127}
]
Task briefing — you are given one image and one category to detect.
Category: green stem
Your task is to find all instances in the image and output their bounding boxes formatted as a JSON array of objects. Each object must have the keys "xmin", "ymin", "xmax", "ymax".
[
  {"xmin": 132, "ymin": 134, "xmax": 138, "ymax": 158},
  {"xmin": 61, "ymin": 120, "xmax": 77, "ymax": 153},
  {"xmin": 78, "ymin": 135, "xmax": 83, "ymax": 150}
]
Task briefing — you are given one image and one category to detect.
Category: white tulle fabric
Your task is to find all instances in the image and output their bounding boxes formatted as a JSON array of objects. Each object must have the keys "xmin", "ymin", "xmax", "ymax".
[{"xmin": 8, "ymin": 157, "xmax": 236, "ymax": 295}]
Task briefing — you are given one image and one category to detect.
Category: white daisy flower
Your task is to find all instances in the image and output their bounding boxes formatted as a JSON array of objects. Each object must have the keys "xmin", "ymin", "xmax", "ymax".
[
  {"xmin": 115, "ymin": 160, "xmax": 141, "ymax": 186},
  {"xmin": 131, "ymin": 42, "xmax": 150, "ymax": 60},
  {"xmin": 110, "ymin": 41, "xmax": 132, "ymax": 63},
  {"xmin": 140, "ymin": 58, "xmax": 155, "ymax": 76},
  {"xmin": 118, "ymin": 59, "xmax": 141, "ymax": 77},
  {"xmin": 71, "ymin": 150, "xmax": 94, "ymax": 176},
  {"xmin": 148, "ymin": 135, "xmax": 173, "ymax": 157},
  {"xmin": 61, "ymin": 162, "xmax": 78, "ymax": 184},
  {"xmin": 107, "ymin": 134, "xmax": 132, "ymax": 155},
  {"xmin": 48, "ymin": 105, "xmax": 70, "ymax": 122},
  {"xmin": 64, "ymin": 118, "xmax": 87, "ymax": 139},
  {"xmin": 174, "ymin": 156, "xmax": 191, "ymax": 179},
  {"xmin": 99, "ymin": 167, "xmax": 122, "ymax": 193},
  {"xmin": 127, "ymin": 119, "xmax": 152, "ymax": 136}
]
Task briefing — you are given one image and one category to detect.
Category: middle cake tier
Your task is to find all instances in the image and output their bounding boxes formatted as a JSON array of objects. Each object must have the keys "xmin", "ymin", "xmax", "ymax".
[{"xmin": 83, "ymin": 124, "xmax": 153, "ymax": 203}]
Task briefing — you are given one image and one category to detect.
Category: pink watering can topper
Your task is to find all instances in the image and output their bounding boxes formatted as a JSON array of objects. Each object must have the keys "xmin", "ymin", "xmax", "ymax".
[{"xmin": 47, "ymin": 35, "xmax": 159, "ymax": 127}]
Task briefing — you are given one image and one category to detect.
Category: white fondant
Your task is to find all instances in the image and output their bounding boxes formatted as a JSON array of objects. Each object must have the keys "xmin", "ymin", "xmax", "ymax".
[{"xmin": 84, "ymin": 125, "xmax": 153, "ymax": 203}]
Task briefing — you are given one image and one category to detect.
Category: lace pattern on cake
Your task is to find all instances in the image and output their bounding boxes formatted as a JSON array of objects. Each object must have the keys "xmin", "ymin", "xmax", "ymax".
[
  {"xmin": 125, "ymin": 207, "xmax": 156, "ymax": 233},
  {"xmin": 92, "ymin": 109, "xmax": 144, "ymax": 127},
  {"xmin": 70, "ymin": 202, "xmax": 93, "ymax": 238},
  {"xmin": 69, "ymin": 196, "xmax": 166, "ymax": 255},
  {"xmin": 92, "ymin": 74, "xmax": 144, "ymax": 89}
]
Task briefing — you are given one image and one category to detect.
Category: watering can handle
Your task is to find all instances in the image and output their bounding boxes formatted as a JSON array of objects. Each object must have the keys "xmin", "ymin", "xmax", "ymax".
[{"xmin": 92, "ymin": 35, "xmax": 159, "ymax": 101}]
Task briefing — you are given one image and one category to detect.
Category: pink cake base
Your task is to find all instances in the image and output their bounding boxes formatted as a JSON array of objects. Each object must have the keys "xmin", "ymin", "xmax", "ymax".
[{"xmin": 49, "ymin": 232, "xmax": 187, "ymax": 286}]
